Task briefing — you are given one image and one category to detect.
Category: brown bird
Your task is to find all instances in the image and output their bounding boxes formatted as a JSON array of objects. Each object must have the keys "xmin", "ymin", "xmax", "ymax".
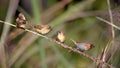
[
  {"xmin": 34, "ymin": 24, "xmax": 51, "ymax": 34},
  {"xmin": 57, "ymin": 31, "xmax": 66, "ymax": 43},
  {"xmin": 71, "ymin": 39, "xmax": 94, "ymax": 52},
  {"xmin": 16, "ymin": 13, "xmax": 27, "ymax": 29}
]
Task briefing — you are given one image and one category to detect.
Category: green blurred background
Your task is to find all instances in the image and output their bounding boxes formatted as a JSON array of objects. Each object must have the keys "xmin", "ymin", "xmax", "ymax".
[{"xmin": 0, "ymin": 0, "xmax": 120, "ymax": 68}]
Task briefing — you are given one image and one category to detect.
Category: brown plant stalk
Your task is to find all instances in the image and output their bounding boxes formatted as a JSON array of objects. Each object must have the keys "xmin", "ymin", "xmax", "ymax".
[
  {"xmin": 0, "ymin": 20, "xmax": 115, "ymax": 68},
  {"xmin": 97, "ymin": 0, "xmax": 115, "ymax": 68}
]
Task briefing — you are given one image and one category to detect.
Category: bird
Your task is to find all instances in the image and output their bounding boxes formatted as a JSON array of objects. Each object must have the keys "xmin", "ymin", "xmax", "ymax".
[
  {"xmin": 33, "ymin": 24, "xmax": 51, "ymax": 34},
  {"xmin": 16, "ymin": 13, "xmax": 27, "ymax": 29},
  {"xmin": 57, "ymin": 31, "xmax": 66, "ymax": 43},
  {"xmin": 71, "ymin": 39, "xmax": 94, "ymax": 52}
]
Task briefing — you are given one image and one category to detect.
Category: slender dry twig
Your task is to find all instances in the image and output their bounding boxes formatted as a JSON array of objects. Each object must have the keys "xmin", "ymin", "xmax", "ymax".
[
  {"xmin": 106, "ymin": 0, "xmax": 116, "ymax": 66},
  {"xmin": 107, "ymin": 0, "xmax": 115, "ymax": 39},
  {"xmin": 98, "ymin": 0, "xmax": 115, "ymax": 68},
  {"xmin": 0, "ymin": 0, "xmax": 19, "ymax": 68},
  {"xmin": 97, "ymin": 40, "xmax": 112, "ymax": 68},
  {"xmin": 96, "ymin": 17, "xmax": 120, "ymax": 30},
  {"xmin": 0, "ymin": 20, "xmax": 115, "ymax": 68}
]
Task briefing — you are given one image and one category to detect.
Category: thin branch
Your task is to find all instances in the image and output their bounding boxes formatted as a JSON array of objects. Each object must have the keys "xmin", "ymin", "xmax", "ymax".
[
  {"xmin": 107, "ymin": 0, "xmax": 115, "ymax": 39},
  {"xmin": 107, "ymin": 0, "xmax": 116, "ymax": 62},
  {"xmin": 0, "ymin": 20, "xmax": 16, "ymax": 27},
  {"xmin": 0, "ymin": 20, "xmax": 115, "ymax": 68},
  {"xmin": 96, "ymin": 17, "xmax": 120, "ymax": 30},
  {"xmin": 97, "ymin": 0, "xmax": 115, "ymax": 68},
  {"xmin": 0, "ymin": 0, "xmax": 19, "ymax": 68}
]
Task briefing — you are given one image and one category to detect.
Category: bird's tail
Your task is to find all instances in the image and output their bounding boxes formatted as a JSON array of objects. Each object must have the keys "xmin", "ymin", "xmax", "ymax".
[{"xmin": 70, "ymin": 39, "xmax": 77, "ymax": 45}]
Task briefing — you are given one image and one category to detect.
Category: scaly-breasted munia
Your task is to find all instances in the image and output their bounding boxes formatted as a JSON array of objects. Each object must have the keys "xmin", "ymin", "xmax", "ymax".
[
  {"xmin": 57, "ymin": 31, "xmax": 66, "ymax": 43},
  {"xmin": 16, "ymin": 13, "xmax": 27, "ymax": 29},
  {"xmin": 71, "ymin": 39, "xmax": 94, "ymax": 52},
  {"xmin": 33, "ymin": 24, "xmax": 51, "ymax": 34}
]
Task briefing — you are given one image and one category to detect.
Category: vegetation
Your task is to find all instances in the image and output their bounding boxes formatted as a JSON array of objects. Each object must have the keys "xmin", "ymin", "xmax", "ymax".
[{"xmin": 0, "ymin": 0, "xmax": 120, "ymax": 68}]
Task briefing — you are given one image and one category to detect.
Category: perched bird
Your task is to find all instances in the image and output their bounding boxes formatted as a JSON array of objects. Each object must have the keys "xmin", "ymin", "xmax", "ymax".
[
  {"xmin": 16, "ymin": 13, "xmax": 27, "ymax": 29},
  {"xmin": 33, "ymin": 24, "xmax": 51, "ymax": 34},
  {"xmin": 57, "ymin": 31, "xmax": 66, "ymax": 43},
  {"xmin": 71, "ymin": 39, "xmax": 94, "ymax": 52}
]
